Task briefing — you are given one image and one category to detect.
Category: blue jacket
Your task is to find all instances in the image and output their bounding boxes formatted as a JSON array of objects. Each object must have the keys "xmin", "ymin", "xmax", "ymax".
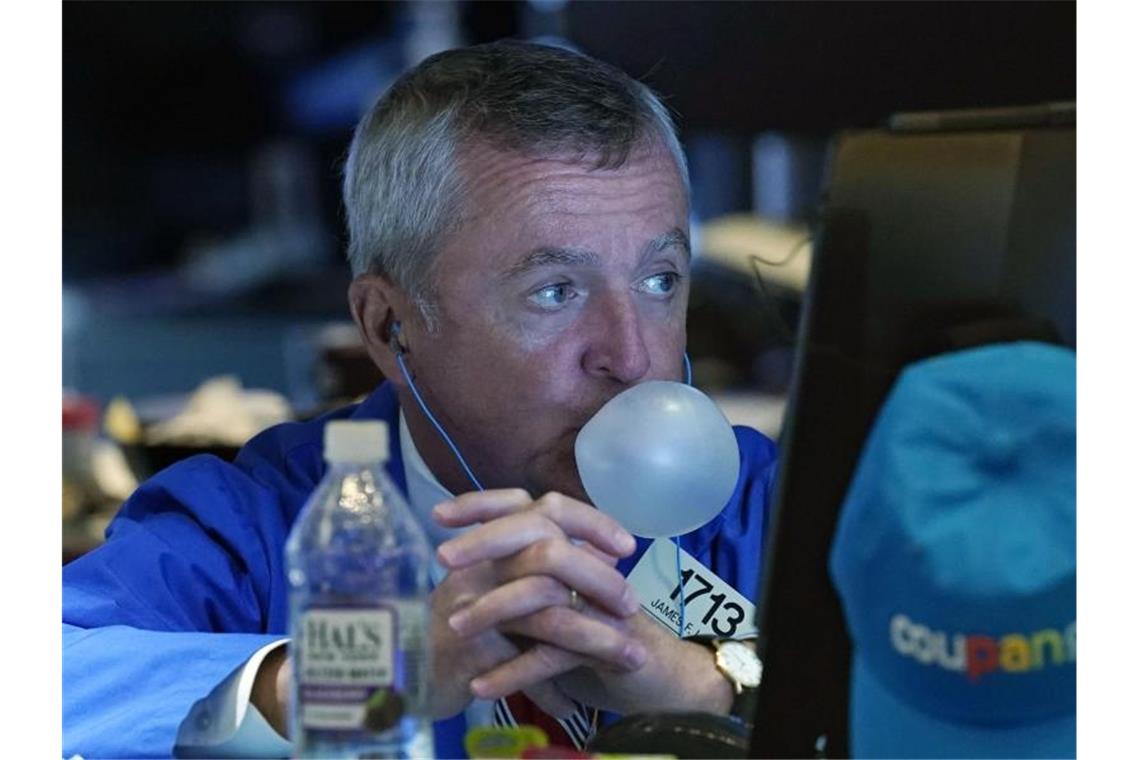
[{"xmin": 63, "ymin": 382, "xmax": 779, "ymax": 758}]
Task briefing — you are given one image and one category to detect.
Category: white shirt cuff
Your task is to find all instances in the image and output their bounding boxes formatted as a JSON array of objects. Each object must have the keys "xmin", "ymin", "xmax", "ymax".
[{"xmin": 175, "ymin": 639, "xmax": 292, "ymax": 758}]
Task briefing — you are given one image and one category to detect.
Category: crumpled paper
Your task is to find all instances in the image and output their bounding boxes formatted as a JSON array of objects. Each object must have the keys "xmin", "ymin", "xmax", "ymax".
[{"xmin": 144, "ymin": 375, "xmax": 292, "ymax": 447}]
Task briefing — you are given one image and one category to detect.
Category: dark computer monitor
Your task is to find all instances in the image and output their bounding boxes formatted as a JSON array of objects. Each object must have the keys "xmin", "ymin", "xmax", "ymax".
[{"xmin": 749, "ymin": 104, "xmax": 1075, "ymax": 758}]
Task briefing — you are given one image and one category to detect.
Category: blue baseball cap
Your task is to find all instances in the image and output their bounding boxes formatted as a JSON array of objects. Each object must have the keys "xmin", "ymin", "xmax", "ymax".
[{"xmin": 829, "ymin": 341, "xmax": 1076, "ymax": 759}]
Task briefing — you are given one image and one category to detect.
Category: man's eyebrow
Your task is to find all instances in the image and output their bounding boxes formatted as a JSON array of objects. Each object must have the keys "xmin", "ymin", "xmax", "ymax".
[
  {"xmin": 645, "ymin": 227, "xmax": 691, "ymax": 261},
  {"xmin": 501, "ymin": 228, "xmax": 690, "ymax": 280},
  {"xmin": 502, "ymin": 247, "xmax": 600, "ymax": 279}
]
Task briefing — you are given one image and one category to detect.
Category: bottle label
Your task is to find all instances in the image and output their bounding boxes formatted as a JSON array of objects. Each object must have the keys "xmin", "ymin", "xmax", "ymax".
[{"xmin": 297, "ymin": 607, "xmax": 401, "ymax": 731}]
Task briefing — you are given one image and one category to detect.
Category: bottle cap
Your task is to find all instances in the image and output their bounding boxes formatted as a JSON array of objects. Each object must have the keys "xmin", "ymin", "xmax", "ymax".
[{"xmin": 323, "ymin": 420, "xmax": 389, "ymax": 464}]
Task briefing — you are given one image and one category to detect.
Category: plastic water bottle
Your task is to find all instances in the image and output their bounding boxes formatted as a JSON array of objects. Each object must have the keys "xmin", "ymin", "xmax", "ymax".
[{"xmin": 285, "ymin": 420, "xmax": 433, "ymax": 758}]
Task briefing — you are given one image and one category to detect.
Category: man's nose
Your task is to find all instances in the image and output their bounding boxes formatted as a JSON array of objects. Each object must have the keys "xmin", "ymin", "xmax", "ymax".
[{"xmin": 582, "ymin": 291, "xmax": 652, "ymax": 384}]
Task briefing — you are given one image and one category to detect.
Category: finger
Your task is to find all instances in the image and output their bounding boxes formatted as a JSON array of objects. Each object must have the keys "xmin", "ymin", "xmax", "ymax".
[
  {"xmin": 448, "ymin": 575, "xmax": 568, "ymax": 636},
  {"xmin": 449, "ymin": 560, "xmax": 636, "ymax": 631},
  {"xmin": 533, "ymin": 492, "xmax": 635, "ymax": 557},
  {"xmin": 448, "ymin": 569, "xmax": 636, "ymax": 635},
  {"xmin": 577, "ymin": 541, "xmax": 621, "ymax": 567},
  {"xmin": 436, "ymin": 490, "xmax": 635, "ymax": 556},
  {"xmin": 432, "ymin": 489, "xmax": 533, "ymax": 527},
  {"xmin": 438, "ymin": 494, "xmax": 634, "ymax": 567},
  {"xmin": 469, "ymin": 643, "xmax": 585, "ymax": 701},
  {"xmin": 431, "ymin": 562, "xmax": 496, "ymax": 614},
  {"xmin": 440, "ymin": 533, "xmax": 620, "ymax": 574},
  {"xmin": 438, "ymin": 510, "xmax": 563, "ymax": 569},
  {"xmin": 494, "ymin": 540, "xmax": 639, "ymax": 618},
  {"xmin": 500, "ymin": 606, "xmax": 647, "ymax": 671}
]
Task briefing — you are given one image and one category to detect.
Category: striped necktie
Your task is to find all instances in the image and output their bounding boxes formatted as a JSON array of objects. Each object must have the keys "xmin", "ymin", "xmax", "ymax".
[{"xmin": 493, "ymin": 694, "xmax": 596, "ymax": 751}]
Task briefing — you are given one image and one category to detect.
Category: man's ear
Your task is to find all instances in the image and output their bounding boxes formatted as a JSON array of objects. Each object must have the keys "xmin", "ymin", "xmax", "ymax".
[{"xmin": 348, "ymin": 274, "xmax": 407, "ymax": 386}]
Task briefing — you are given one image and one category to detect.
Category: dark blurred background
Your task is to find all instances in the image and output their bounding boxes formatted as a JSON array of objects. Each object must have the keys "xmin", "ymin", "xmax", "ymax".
[{"xmin": 62, "ymin": 0, "xmax": 1075, "ymax": 408}]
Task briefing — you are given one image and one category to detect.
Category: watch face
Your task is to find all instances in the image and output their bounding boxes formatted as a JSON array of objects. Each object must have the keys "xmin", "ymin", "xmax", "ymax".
[{"xmin": 719, "ymin": 640, "xmax": 763, "ymax": 687}]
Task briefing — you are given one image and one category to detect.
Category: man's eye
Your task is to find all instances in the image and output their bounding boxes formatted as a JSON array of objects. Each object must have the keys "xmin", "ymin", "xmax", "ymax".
[
  {"xmin": 638, "ymin": 272, "xmax": 680, "ymax": 296},
  {"xmin": 528, "ymin": 282, "xmax": 576, "ymax": 310}
]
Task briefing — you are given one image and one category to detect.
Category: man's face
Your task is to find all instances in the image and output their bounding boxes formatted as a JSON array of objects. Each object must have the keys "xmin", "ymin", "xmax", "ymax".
[{"xmin": 400, "ymin": 138, "xmax": 690, "ymax": 500}]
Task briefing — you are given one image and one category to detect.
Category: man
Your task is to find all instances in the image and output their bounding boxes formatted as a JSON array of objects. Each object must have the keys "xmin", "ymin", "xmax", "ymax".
[{"xmin": 63, "ymin": 40, "xmax": 778, "ymax": 758}]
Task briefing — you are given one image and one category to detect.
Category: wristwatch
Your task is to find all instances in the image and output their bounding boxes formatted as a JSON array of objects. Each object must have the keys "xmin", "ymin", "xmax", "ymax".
[{"xmin": 686, "ymin": 635, "xmax": 762, "ymax": 723}]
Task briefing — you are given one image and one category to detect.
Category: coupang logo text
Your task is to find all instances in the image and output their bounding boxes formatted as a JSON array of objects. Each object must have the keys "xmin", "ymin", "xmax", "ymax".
[{"xmin": 890, "ymin": 614, "xmax": 1075, "ymax": 681}]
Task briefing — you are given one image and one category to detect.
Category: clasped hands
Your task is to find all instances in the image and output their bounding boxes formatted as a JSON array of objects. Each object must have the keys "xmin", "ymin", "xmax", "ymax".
[
  {"xmin": 253, "ymin": 487, "xmax": 733, "ymax": 737},
  {"xmin": 429, "ymin": 488, "xmax": 733, "ymax": 721}
]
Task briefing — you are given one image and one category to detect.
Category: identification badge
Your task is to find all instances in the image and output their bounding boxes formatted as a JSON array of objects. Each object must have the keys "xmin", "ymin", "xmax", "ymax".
[{"xmin": 627, "ymin": 538, "xmax": 758, "ymax": 639}]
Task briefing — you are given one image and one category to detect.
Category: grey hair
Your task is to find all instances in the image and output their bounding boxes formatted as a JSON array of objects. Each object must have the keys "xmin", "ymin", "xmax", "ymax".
[{"xmin": 342, "ymin": 39, "xmax": 689, "ymax": 328}]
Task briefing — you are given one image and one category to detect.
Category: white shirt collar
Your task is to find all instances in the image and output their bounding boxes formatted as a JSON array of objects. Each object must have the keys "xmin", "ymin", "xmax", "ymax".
[
  {"xmin": 398, "ymin": 409, "xmax": 466, "ymax": 586},
  {"xmin": 398, "ymin": 409, "xmax": 498, "ymax": 727}
]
